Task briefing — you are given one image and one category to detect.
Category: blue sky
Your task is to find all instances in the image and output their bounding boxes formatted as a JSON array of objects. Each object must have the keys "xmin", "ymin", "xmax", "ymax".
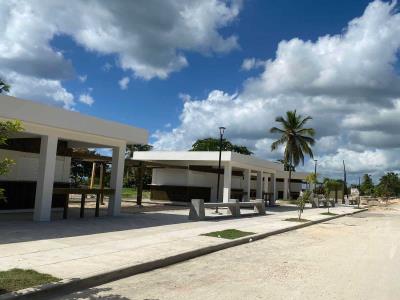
[
  {"xmin": 1, "ymin": 0, "xmax": 400, "ymax": 181},
  {"xmin": 51, "ymin": 0, "xmax": 373, "ymax": 139}
]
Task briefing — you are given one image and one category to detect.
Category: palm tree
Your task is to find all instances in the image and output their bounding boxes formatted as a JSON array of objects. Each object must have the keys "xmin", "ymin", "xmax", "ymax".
[
  {"xmin": 0, "ymin": 79, "xmax": 10, "ymax": 94},
  {"xmin": 270, "ymin": 110, "xmax": 315, "ymax": 199}
]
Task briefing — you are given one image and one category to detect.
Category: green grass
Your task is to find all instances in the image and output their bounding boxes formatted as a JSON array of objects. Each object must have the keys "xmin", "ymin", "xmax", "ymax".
[
  {"xmin": 0, "ymin": 269, "xmax": 60, "ymax": 295},
  {"xmin": 320, "ymin": 212, "xmax": 338, "ymax": 216},
  {"xmin": 284, "ymin": 218, "xmax": 310, "ymax": 223},
  {"xmin": 202, "ymin": 229, "xmax": 255, "ymax": 240},
  {"xmin": 121, "ymin": 187, "xmax": 150, "ymax": 199}
]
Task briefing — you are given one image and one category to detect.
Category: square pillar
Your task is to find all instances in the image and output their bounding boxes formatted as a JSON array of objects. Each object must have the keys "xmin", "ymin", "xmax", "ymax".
[
  {"xmin": 264, "ymin": 174, "xmax": 269, "ymax": 194},
  {"xmin": 108, "ymin": 145, "xmax": 126, "ymax": 216},
  {"xmin": 243, "ymin": 169, "xmax": 251, "ymax": 201},
  {"xmin": 33, "ymin": 135, "xmax": 58, "ymax": 221},
  {"xmin": 283, "ymin": 178, "xmax": 289, "ymax": 200},
  {"xmin": 256, "ymin": 171, "xmax": 263, "ymax": 199},
  {"xmin": 223, "ymin": 163, "xmax": 232, "ymax": 203},
  {"xmin": 272, "ymin": 174, "xmax": 277, "ymax": 203}
]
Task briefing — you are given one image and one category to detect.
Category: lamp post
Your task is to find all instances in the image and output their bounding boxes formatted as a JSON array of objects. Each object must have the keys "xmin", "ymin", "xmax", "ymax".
[
  {"xmin": 215, "ymin": 127, "xmax": 225, "ymax": 213},
  {"xmin": 313, "ymin": 159, "xmax": 318, "ymax": 192},
  {"xmin": 343, "ymin": 160, "xmax": 347, "ymax": 203}
]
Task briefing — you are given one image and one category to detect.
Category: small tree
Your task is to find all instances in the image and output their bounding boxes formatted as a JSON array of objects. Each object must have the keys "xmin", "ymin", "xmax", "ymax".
[
  {"xmin": 0, "ymin": 120, "xmax": 23, "ymax": 199},
  {"xmin": 324, "ymin": 179, "xmax": 342, "ymax": 211},
  {"xmin": 305, "ymin": 173, "xmax": 317, "ymax": 191},
  {"xmin": 360, "ymin": 174, "xmax": 374, "ymax": 196},
  {"xmin": 297, "ymin": 190, "xmax": 311, "ymax": 220}
]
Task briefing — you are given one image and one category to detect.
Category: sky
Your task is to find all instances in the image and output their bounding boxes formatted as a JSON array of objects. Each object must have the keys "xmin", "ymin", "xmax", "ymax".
[{"xmin": 1, "ymin": 0, "xmax": 400, "ymax": 182}]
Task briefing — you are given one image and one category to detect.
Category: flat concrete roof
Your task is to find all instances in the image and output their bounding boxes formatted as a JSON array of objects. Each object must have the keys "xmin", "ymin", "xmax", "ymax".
[
  {"xmin": 0, "ymin": 95, "xmax": 148, "ymax": 145},
  {"xmin": 133, "ymin": 151, "xmax": 310, "ymax": 179},
  {"xmin": 133, "ymin": 151, "xmax": 281, "ymax": 172}
]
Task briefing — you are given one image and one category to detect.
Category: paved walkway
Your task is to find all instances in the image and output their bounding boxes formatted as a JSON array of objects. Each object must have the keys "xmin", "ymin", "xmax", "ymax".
[
  {"xmin": 0, "ymin": 204, "xmax": 359, "ymax": 280},
  {"xmin": 62, "ymin": 204, "xmax": 400, "ymax": 300}
]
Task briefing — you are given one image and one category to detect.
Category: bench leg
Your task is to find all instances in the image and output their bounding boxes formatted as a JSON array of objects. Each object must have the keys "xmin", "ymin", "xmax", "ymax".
[
  {"xmin": 228, "ymin": 199, "xmax": 240, "ymax": 217},
  {"xmin": 189, "ymin": 199, "xmax": 205, "ymax": 221},
  {"xmin": 63, "ymin": 194, "xmax": 69, "ymax": 219},
  {"xmin": 80, "ymin": 194, "xmax": 86, "ymax": 218},
  {"xmin": 95, "ymin": 193, "xmax": 100, "ymax": 217}
]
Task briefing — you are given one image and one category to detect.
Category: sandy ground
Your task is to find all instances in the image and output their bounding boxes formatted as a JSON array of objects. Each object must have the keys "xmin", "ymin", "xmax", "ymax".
[{"xmin": 62, "ymin": 202, "xmax": 400, "ymax": 300}]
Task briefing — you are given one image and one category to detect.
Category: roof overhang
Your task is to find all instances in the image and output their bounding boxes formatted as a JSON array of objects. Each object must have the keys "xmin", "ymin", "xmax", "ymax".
[
  {"xmin": 132, "ymin": 151, "xmax": 285, "ymax": 174},
  {"xmin": 0, "ymin": 95, "xmax": 148, "ymax": 147}
]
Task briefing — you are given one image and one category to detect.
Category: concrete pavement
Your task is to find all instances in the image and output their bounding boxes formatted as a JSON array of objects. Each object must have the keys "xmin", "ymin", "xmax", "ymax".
[
  {"xmin": 62, "ymin": 203, "xmax": 400, "ymax": 300},
  {"xmin": 0, "ymin": 204, "xmax": 359, "ymax": 280}
]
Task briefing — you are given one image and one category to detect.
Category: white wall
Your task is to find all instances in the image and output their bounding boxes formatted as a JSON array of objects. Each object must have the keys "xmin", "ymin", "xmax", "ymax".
[
  {"xmin": 152, "ymin": 168, "xmax": 303, "ymax": 200},
  {"xmin": 0, "ymin": 149, "xmax": 71, "ymax": 182},
  {"xmin": 152, "ymin": 168, "xmax": 269, "ymax": 200}
]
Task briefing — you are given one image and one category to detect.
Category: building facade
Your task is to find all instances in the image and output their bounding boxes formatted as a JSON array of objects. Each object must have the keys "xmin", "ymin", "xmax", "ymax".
[{"xmin": 133, "ymin": 151, "xmax": 309, "ymax": 203}]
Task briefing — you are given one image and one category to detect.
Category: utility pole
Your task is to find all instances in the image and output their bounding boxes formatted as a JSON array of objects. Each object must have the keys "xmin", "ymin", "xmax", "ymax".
[
  {"xmin": 314, "ymin": 159, "xmax": 318, "ymax": 193},
  {"xmin": 343, "ymin": 160, "xmax": 347, "ymax": 203}
]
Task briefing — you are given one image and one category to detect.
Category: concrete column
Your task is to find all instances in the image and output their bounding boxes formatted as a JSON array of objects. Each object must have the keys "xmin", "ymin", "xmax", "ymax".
[
  {"xmin": 222, "ymin": 163, "xmax": 232, "ymax": 203},
  {"xmin": 272, "ymin": 174, "xmax": 277, "ymax": 202},
  {"xmin": 283, "ymin": 178, "xmax": 289, "ymax": 200},
  {"xmin": 256, "ymin": 171, "xmax": 263, "ymax": 199},
  {"xmin": 108, "ymin": 145, "xmax": 126, "ymax": 216},
  {"xmin": 33, "ymin": 135, "xmax": 58, "ymax": 221},
  {"xmin": 264, "ymin": 174, "xmax": 269, "ymax": 194},
  {"xmin": 243, "ymin": 169, "xmax": 251, "ymax": 201}
]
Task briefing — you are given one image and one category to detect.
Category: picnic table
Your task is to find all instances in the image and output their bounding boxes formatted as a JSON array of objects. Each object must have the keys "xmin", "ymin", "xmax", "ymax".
[{"xmin": 53, "ymin": 188, "xmax": 115, "ymax": 219}]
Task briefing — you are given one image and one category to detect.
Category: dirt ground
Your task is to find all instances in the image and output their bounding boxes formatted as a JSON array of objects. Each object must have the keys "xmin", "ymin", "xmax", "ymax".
[{"xmin": 61, "ymin": 201, "xmax": 400, "ymax": 300}]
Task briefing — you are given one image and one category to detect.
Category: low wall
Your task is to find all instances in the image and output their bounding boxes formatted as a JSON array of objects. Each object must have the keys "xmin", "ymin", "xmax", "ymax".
[
  {"xmin": 0, "ymin": 181, "xmax": 69, "ymax": 210},
  {"xmin": 150, "ymin": 185, "xmax": 211, "ymax": 202}
]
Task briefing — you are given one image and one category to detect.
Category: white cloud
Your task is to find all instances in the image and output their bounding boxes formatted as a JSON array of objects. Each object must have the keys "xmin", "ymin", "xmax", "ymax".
[
  {"xmin": 78, "ymin": 93, "xmax": 94, "ymax": 106},
  {"xmin": 0, "ymin": 0, "xmax": 243, "ymax": 106},
  {"xmin": 118, "ymin": 76, "xmax": 130, "ymax": 90},
  {"xmin": 78, "ymin": 75, "xmax": 87, "ymax": 83},
  {"xmin": 2, "ymin": 71, "xmax": 75, "ymax": 110},
  {"xmin": 153, "ymin": 1, "xmax": 400, "ymax": 179},
  {"xmin": 102, "ymin": 63, "xmax": 113, "ymax": 72},
  {"xmin": 241, "ymin": 58, "xmax": 265, "ymax": 71}
]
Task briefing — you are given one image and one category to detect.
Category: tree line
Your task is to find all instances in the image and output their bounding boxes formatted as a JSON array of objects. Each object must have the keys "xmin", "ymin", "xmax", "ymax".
[{"xmin": 360, "ymin": 173, "xmax": 400, "ymax": 198}]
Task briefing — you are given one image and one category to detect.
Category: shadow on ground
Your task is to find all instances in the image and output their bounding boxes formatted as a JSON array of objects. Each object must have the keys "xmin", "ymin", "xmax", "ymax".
[
  {"xmin": 0, "ymin": 208, "xmax": 191, "ymax": 244},
  {"xmin": 62, "ymin": 287, "xmax": 131, "ymax": 300}
]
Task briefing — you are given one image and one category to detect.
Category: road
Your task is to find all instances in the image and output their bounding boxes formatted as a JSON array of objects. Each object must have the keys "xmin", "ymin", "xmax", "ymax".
[{"xmin": 62, "ymin": 204, "xmax": 400, "ymax": 300}]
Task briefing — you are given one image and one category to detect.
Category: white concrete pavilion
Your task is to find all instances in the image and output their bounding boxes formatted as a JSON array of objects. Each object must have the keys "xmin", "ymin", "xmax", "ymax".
[
  {"xmin": 0, "ymin": 95, "xmax": 147, "ymax": 221},
  {"xmin": 132, "ymin": 151, "xmax": 309, "ymax": 203}
]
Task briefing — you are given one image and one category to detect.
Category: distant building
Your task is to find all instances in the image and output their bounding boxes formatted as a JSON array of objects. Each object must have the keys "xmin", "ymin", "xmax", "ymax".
[{"xmin": 133, "ymin": 151, "xmax": 309, "ymax": 203}]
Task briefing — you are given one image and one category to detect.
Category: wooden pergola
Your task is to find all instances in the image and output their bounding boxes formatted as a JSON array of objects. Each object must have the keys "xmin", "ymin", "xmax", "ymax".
[{"xmin": 73, "ymin": 152, "xmax": 188, "ymax": 206}]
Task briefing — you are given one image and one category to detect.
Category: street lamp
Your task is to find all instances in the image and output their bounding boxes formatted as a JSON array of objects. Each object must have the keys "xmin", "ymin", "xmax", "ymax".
[
  {"xmin": 216, "ymin": 127, "xmax": 226, "ymax": 213},
  {"xmin": 313, "ymin": 159, "xmax": 318, "ymax": 192}
]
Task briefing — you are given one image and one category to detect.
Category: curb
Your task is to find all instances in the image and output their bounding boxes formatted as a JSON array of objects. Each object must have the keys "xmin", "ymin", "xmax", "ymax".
[{"xmin": 0, "ymin": 208, "xmax": 368, "ymax": 300}]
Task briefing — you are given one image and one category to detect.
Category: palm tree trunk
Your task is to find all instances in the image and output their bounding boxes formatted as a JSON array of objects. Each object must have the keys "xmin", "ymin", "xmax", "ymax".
[{"xmin": 288, "ymin": 157, "xmax": 292, "ymax": 200}]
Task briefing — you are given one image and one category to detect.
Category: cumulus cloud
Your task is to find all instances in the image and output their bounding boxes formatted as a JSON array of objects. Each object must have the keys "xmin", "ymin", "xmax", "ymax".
[
  {"xmin": 78, "ymin": 93, "xmax": 94, "ymax": 106},
  {"xmin": 118, "ymin": 77, "xmax": 130, "ymax": 90},
  {"xmin": 153, "ymin": 1, "xmax": 400, "ymax": 179},
  {"xmin": 0, "ymin": 0, "xmax": 242, "ymax": 106}
]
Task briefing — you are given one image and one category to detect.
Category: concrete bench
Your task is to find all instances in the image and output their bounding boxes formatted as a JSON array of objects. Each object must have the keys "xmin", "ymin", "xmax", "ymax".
[
  {"xmin": 189, "ymin": 199, "xmax": 240, "ymax": 221},
  {"xmin": 311, "ymin": 197, "xmax": 335, "ymax": 208},
  {"xmin": 189, "ymin": 199, "xmax": 265, "ymax": 221},
  {"xmin": 238, "ymin": 199, "xmax": 266, "ymax": 215}
]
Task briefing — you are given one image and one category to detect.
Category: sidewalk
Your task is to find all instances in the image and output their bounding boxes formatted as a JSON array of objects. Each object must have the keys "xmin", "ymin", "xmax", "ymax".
[{"xmin": 0, "ymin": 205, "xmax": 360, "ymax": 280}]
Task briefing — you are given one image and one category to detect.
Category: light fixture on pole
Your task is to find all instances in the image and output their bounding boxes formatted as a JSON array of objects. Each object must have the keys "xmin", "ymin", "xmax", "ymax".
[{"xmin": 215, "ymin": 127, "xmax": 225, "ymax": 213}]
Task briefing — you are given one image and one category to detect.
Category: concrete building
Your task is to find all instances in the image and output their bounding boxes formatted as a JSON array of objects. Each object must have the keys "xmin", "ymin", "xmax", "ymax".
[
  {"xmin": 0, "ymin": 95, "xmax": 148, "ymax": 221},
  {"xmin": 132, "ymin": 151, "xmax": 308, "ymax": 203}
]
